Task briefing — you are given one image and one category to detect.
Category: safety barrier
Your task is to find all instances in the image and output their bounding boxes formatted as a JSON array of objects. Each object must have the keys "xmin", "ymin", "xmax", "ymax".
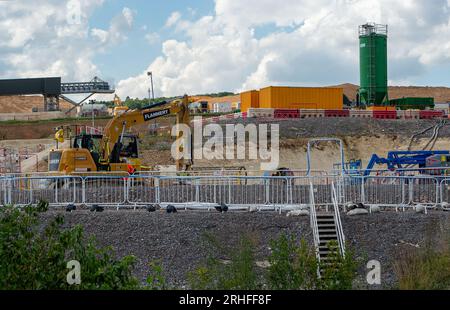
[
  {"xmin": 420, "ymin": 110, "xmax": 444, "ymax": 119},
  {"xmin": 274, "ymin": 109, "xmax": 300, "ymax": 119},
  {"xmin": 83, "ymin": 176, "xmax": 127, "ymax": 205},
  {"xmin": 397, "ymin": 110, "xmax": 420, "ymax": 119},
  {"xmin": 325, "ymin": 110, "xmax": 350, "ymax": 117},
  {"xmin": 350, "ymin": 110, "xmax": 373, "ymax": 118},
  {"xmin": 300, "ymin": 110, "xmax": 325, "ymax": 118},
  {"xmin": 439, "ymin": 179, "xmax": 450, "ymax": 205},
  {"xmin": 373, "ymin": 110, "xmax": 397, "ymax": 119},
  {"xmin": 362, "ymin": 177, "xmax": 406, "ymax": 206},
  {"xmin": 248, "ymin": 108, "xmax": 275, "ymax": 118},
  {"xmin": 0, "ymin": 175, "xmax": 445, "ymax": 211},
  {"xmin": 1, "ymin": 176, "xmax": 80, "ymax": 206}
]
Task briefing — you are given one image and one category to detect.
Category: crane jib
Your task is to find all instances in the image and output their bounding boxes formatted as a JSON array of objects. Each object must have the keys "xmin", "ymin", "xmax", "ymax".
[{"xmin": 143, "ymin": 109, "xmax": 170, "ymax": 121}]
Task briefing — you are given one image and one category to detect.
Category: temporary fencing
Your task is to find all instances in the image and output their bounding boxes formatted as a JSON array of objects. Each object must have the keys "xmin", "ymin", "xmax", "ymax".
[{"xmin": 0, "ymin": 174, "xmax": 446, "ymax": 211}]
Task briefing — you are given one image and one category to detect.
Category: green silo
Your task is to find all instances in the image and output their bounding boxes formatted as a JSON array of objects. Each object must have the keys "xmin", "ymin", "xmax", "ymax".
[{"xmin": 358, "ymin": 23, "xmax": 388, "ymax": 107}]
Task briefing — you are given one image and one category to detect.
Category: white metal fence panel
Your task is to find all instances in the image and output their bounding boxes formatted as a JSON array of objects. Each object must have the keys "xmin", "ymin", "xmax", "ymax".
[
  {"xmin": 363, "ymin": 177, "xmax": 406, "ymax": 206},
  {"xmin": 290, "ymin": 177, "xmax": 311, "ymax": 205},
  {"xmin": 83, "ymin": 176, "xmax": 126, "ymax": 205},
  {"xmin": 440, "ymin": 179, "xmax": 450, "ymax": 204},
  {"xmin": 227, "ymin": 178, "xmax": 265, "ymax": 205},
  {"xmin": 310, "ymin": 177, "xmax": 335, "ymax": 205},
  {"xmin": 5, "ymin": 176, "xmax": 79, "ymax": 206},
  {"xmin": 127, "ymin": 176, "xmax": 158, "ymax": 205},
  {"xmin": 159, "ymin": 177, "xmax": 197, "ymax": 204},
  {"xmin": 407, "ymin": 177, "xmax": 439, "ymax": 206},
  {"xmin": 0, "ymin": 174, "xmax": 446, "ymax": 209},
  {"xmin": 339, "ymin": 176, "xmax": 363, "ymax": 205}
]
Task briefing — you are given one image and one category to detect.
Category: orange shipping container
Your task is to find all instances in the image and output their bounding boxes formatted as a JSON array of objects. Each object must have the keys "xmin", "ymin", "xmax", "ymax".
[
  {"xmin": 367, "ymin": 106, "xmax": 396, "ymax": 111},
  {"xmin": 259, "ymin": 86, "xmax": 343, "ymax": 110},
  {"xmin": 240, "ymin": 90, "xmax": 260, "ymax": 112}
]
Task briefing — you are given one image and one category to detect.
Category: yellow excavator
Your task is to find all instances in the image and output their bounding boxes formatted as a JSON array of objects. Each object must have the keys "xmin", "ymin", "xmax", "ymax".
[
  {"xmin": 112, "ymin": 94, "xmax": 128, "ymax": 116},
  {"xmin": 49, "ymin": 95, "xmax": 192, "ymax": 174}
]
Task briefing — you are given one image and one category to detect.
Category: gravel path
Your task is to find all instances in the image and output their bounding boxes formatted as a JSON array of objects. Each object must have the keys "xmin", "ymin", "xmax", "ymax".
[{"xmin": 39, "ymin": 210, "xmax": 450, "ymax": 289}]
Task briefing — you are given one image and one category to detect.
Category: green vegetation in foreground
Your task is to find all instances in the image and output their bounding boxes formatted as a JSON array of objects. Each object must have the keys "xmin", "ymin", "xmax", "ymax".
[
  {"xmin": 2, "ymin": 202, "xmax": 448, "ymax": 290},
  {"xmin": 394, "ymin": 235, "xmax": 450, "ymax": 289},
  {"xmin": 188, "ymin": 233, "xmax": 359, "ymax": 290},
  {"xmin": 0, "ymin": 202, "xmax": 140, "ymax": 289}
]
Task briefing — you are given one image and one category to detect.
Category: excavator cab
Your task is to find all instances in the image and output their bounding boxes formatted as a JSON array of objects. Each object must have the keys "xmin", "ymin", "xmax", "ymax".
[
  {"xmin": 73, "ymin": 133, "xmax": 139, "ymax": 165},
  {"xmin": 73, "ymin": 134, "xmax": 103, "ymax": 169}
]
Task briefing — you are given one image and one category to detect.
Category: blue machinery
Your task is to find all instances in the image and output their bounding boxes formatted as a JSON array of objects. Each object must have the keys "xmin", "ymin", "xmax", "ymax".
[
  {"xmin": 296, "ymin": 138, "xmax": 449, "ymax": 176},
  {"xmin": 362, "ymin": 150, "xmax": 450, "ymax": 176}
]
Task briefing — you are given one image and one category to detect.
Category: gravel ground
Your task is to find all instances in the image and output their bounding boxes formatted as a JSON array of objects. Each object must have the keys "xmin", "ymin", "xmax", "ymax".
[
  {"xmin": 343, "ymin": 211, "xmax": 450, "ymax": 289},
  {"xmin": 220, "ymin": 118, "xmax": 449, "ymax": 139},
  {"xmin": 39, "ymin": 209, "xmax": 450, "ymax": 289},
  {"xmin": 41, "ymin": 211, "xmax": 311, "ymax": 288}
]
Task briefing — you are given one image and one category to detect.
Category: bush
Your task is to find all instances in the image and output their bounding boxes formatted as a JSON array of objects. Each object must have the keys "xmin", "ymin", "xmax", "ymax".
[
  {"xmin": 267, "ymin": 234, "xmax": 318, "ymax": 290},
  {"xmin": 189, "ymin": 233, "xmax": 359, "ymax": 291},
  {"xmin": 267, "ymin": 234, "xmax": 358, "ymax": 290},
  {"xmin": 317, "ymin": 241, "xmax": 359, "ymax": 290},
  {"xmin": 146, "ymin": 261, "xmax": 169, "ymax": 290},
  {"xmin": 0, "ymin": 205, "xmax": 140, "ymax": 290}
]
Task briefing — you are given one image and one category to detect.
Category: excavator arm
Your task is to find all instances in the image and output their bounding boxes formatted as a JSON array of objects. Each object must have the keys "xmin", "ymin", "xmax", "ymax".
[{"xmin": 99, "ymin": 94, "xmax": 191, "ymax": 170}]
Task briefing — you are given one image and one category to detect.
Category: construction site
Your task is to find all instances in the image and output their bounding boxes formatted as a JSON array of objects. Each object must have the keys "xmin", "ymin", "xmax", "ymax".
[{"xmin": 1, "ymin": 22, "xmax": 449, "ymax": 291}]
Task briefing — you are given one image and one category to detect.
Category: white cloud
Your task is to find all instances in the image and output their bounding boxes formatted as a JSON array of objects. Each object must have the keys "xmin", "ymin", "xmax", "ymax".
[
  {"xmin": 117, "ymin": 0, "xmax": 450, "ymax": 98},
  {"xmin": 165, "ymin": 11, "xmax": 181, "ymax": 28},
  {"xmin": 91, "ymin": 7, "xmax": 135, "ymax": 47},
  {"xmin": 145, "ymin": 32, "xmax": 160, "ymax": 45},
  {"xmin": 0, "ymin": 1, "xmax": 133, "ymax": 82}
]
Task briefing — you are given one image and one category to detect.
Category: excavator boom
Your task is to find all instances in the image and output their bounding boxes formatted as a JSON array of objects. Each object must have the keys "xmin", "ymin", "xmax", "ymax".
[{"xmin": 49, "ymin": 95, "xmax": 192, "ymax": 174}]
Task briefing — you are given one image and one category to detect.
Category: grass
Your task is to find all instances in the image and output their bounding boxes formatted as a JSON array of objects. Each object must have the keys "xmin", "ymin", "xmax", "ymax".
[
  {"xmin": 188, "ymin": 233, "xmax": 359, "ymax": 290},
  {"xmin": 394, "ymin": 235, "xmax": 450, "ymax": 290},
  {"xmin": 188, "ymin": 233, "xmax": 260, "ymax": 290}
]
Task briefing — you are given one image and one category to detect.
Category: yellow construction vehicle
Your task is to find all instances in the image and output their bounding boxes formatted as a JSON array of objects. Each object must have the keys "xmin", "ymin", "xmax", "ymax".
[
  {"xmin": 49, "ymin": 95, "xmax": 192, "ymax": 174},
  {"xmin": 113, "ymin": 94, "xmax": 128, "ymax": 116}
]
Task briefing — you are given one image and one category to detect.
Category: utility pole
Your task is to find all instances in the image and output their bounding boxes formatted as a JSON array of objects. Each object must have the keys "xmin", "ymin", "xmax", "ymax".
[
  {"xmin": 147, "ymin": 72, "xmax": 156, "ymax": 135},
  {"xmin": 91, "ymin": 100, "xmax": 95, "ymax": 128},
  {"xmin": 147, "ymin": 71, "xmax": 155, "ymax": 100}
]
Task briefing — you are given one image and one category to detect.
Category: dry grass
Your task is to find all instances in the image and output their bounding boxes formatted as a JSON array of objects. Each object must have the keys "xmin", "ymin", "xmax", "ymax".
[
  {"xmin": 335, "ymin": 83, "xmax": 450, "ymax": 102},
  {"xmin": 393, "ymin": 229, "xmax": 450, "ymax": 290}
]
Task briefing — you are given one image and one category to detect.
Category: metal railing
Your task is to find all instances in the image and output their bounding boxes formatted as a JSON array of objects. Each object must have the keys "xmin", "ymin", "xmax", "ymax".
[
  {"xmin": 309, "ymin": 182, "xmax": 321, "ymax": 263},
  {"xmin": 331, "ymin": 181, "xmax": 346, "ymax": 257},
  {"xmin": 0, "ymin": 174, "xmax": 445, "ymax": 211}
]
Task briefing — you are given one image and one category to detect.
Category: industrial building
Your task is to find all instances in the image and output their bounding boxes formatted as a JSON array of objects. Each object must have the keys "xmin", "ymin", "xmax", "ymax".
[
  {"xmin": 240, "ymin": 90, "xmax": 260, "ymax": 112},
  {"xmin": 240, "ymin": 86, "xmax": 343, "ymax": 113},
  {"xmin": 389, "ymin": 97, "xmax": 435, "ymax": 110},
  {"xmin": 358, "ymin": 23, "xmax": 389, "ymax": 107}
]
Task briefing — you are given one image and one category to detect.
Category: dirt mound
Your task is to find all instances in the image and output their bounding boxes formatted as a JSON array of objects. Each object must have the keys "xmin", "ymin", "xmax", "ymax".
[
  {"xmin": 0, "ymin": 95, "xmax": 73, "ymax": 113},
  {"xmin": 0, "ymin": 118, "xmax": 111, "ymax": 140},
  {"xmin": 334, "ymin": 83, "xmax": 450, "ymax": 103},
  {"xmin": 193, "ymin": 95, "xmax": 240, "ymax": 104}
]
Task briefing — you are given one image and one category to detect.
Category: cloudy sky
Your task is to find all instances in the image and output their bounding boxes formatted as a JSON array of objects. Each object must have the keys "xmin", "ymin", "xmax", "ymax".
[{"xmin": 0, "ymin": 0, "xmax": 449, "ymax": 99}]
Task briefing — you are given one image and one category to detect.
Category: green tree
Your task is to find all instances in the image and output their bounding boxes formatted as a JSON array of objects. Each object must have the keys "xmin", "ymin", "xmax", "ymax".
[{"xmin": 0, "ymin": 204, "xmax": 140, "ymax": 290}]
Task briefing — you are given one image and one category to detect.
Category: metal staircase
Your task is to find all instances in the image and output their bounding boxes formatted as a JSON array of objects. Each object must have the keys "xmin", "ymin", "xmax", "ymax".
[{"xmin": 310, "ymin": 181, "xmax": 346, "ymax": 276}]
